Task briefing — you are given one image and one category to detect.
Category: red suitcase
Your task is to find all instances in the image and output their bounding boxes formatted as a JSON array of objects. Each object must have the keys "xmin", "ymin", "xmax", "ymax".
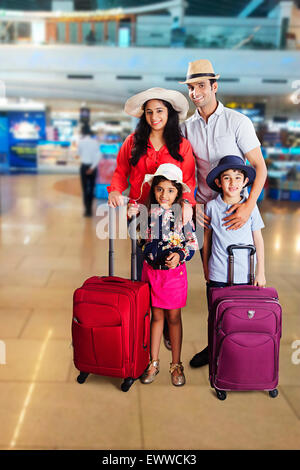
[{"xmin": 72, "ymin": 208, "xmax": 150, "ymax": 392}]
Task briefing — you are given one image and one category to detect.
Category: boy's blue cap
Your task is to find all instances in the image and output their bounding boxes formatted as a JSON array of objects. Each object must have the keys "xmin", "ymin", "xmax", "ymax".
[{"xmin": 206, "ymin": 155, "xmax": 256, "ymax": 193}]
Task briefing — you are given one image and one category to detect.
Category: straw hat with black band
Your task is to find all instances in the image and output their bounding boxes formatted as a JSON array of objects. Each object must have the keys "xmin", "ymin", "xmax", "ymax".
[
  {"xmin": 179, "ymin": 59, "xmax": 220, "ymax": 85},
  {"xmin": 124, "ymin": 87, "xmax": 189, "ymax": 120}
]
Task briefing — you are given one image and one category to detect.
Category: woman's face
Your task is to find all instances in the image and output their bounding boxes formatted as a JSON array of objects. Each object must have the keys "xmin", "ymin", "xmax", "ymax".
[{"xmin": 144, "ymin": 99, "xmax": 168, "ymax": 132}]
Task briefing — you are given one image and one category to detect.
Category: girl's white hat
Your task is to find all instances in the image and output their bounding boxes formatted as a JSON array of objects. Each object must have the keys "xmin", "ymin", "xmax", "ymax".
[
  {"xmin": 143, "ymin": 163, "xmax": 191, "ymax": 193},
  {"xmin": 124, "ymin": 87, "xmax": 189, "ymax": 120}
]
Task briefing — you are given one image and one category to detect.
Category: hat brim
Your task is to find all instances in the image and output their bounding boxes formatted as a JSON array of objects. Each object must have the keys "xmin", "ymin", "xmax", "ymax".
[
  {"xmin": 124, "ymin": 88, "xmax": 189, "ymax": 120},
  {"xmin": 179, "ymin": 74, "xmax": 220, "ymax": 84},
  {"xmin": 144, "ymin": 174, "xmax": 191, "ymax": 193},
  {"xmin": 206, "ymin": 163, "xmax": 256, "ymax": 193}
]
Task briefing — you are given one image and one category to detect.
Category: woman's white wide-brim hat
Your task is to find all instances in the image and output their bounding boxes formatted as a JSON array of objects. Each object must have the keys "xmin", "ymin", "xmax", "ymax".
[
  {"xmin": 124, "ymin": 87, "xmax": 189, "ymax": 120},
  {"xmin": 143, "ymin": 163, "xmax": 191, "ymax": 193}
]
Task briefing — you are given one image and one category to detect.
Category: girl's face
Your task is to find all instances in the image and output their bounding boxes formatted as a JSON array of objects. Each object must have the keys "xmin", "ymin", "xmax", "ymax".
[
  {"xmin": 154, "ymin": 179, "xmax": 178, "ymax": 209},
  {"xmin": 144, "ymin": 99, "xmax": 168, "ymax": 132}
]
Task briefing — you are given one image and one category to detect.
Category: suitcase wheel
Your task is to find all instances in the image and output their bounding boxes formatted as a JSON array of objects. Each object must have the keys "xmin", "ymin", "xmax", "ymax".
[
  {"xmin": 121, "ymin": 377, "xmax": 135, "ymax": 392},
  {"xmin": 77, "ymin": 372, "xmax": 89, "ymax": 384},
  {"xmin": 269, "ymin": 389, "xmax": 278, "ymax": 398},
  {"xmin": 216, "ymin": 389, "xmax": 227, "ymax": 401}
]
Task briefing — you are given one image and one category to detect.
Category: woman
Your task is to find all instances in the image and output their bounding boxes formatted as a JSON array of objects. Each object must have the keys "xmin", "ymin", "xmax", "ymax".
[
  {"xmin": 108, "ymin": 87, "xmax": 196, "ymax": 214},
  {"xmin": 107, "ymin": 87, "xmax": 196, "ymax": 350}
]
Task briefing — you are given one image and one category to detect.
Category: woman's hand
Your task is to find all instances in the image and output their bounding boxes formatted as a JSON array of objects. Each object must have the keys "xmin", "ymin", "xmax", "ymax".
[
  {"xmin": 127, "ymin": 203, "xmax": 140, "ymax": 218},
  {"xmin": 108, "ymin": 191, "xmax": 124, "ymax": 207},
  {"xmin": 165, "ymin": 252, "xmax": 180, "ymax": 269}
]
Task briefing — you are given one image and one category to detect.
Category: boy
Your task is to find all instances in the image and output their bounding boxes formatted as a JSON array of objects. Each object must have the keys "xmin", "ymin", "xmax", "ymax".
[{"xmin": 203, "ymin": 155, "xmax": 266, "ymax": 291}]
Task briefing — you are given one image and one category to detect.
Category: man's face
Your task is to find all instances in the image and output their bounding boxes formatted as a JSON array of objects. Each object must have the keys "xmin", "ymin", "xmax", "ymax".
[{"xmin": 187, "ymin": 80, "xmax": 218, "ymax": 109}]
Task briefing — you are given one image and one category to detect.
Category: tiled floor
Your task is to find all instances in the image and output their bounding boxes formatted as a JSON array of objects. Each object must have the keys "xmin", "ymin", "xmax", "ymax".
[{"xmin": 0, "ymin": 173, "xmax": 299, "ymax": 450}]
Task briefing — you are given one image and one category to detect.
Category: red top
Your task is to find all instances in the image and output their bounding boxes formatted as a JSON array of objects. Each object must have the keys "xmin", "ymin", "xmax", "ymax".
[{"xmin": 107, "ymin": 133, "xmax": 196, "ymax": 206}]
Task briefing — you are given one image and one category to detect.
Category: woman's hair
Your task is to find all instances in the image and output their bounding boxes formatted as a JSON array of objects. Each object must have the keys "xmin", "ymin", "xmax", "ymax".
[
  {"xmin": 130, "ymin": 99, "xmax": 183, "ymax": 166},
  {"xmin": 147, "ymin": 175, "xmax": 183, "ymax": 210}
]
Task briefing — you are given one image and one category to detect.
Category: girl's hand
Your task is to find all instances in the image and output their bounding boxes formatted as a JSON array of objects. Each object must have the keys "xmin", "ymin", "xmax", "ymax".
[
  {"xmin": 165, "ymin": 252, "xmax": 180, "ymax": 269},
  {"xmin": 127, "ymin": 203, "xmax": 140, "ymax": 218},
  {"xmin": 254, "ymin": 273, "xmax": 266, "ymax": 287},
  {"xmin": 108, "ymin": 191, "xmax": 124, "ymax": 207}
]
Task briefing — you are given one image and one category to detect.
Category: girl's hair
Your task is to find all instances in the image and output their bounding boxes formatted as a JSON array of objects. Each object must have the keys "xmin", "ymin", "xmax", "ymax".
[
  {"xmin": 130, "ymin": 99, "xmax": 183, "ymax": 167},
  {"xmin": 147, "ymin": 175, "xmax": 183, "ymax": 210}
]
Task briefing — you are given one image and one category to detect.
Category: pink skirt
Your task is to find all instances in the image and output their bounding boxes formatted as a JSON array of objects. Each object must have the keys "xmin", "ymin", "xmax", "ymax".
[{"xmin": 141, "ymin": 261, "xmax": 188, "ymax": 309}]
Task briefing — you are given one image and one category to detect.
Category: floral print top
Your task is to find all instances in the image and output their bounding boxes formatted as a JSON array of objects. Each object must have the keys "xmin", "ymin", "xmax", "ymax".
[{"xmin": 138, "ymin": 206, "xmax": 198, "ymax": 267}]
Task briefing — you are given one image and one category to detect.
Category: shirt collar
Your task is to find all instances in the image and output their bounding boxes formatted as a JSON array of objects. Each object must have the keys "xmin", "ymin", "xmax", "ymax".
[{"xmin": 215, "ymin": 193, "xmax": 246, "ymax": 210}]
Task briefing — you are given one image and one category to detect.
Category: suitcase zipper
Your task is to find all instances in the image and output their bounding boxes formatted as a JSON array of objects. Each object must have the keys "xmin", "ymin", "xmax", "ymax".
[
  {"xmin": 215, "ymin": 298, "xmax": 281, "ymax": 331},
  {"xmin": 216, "ymin": 302, "xmax": 281, "ymax": 335}
]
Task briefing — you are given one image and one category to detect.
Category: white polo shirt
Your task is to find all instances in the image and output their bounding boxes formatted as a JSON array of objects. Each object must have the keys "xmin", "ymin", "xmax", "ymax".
[
  {"xmin": 78, "ymin": 136, "xmax": 102, "ymax": 170},
  {"xmin": 181, "ymin": 101, "xmax": 261, "ymax": 204}
]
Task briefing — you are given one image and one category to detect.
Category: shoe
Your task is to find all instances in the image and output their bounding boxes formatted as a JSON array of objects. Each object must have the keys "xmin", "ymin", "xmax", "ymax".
[
  {"xmin": 189, "ymin": 346, "xmax": 209, "ymax": 368},
  {"xmin": 169, "ymin": 362, "xmax": 185, "ymax": 386},
  {"xmin": 140, "ymin": 359, "xmax": 160, "ymax": 384}
]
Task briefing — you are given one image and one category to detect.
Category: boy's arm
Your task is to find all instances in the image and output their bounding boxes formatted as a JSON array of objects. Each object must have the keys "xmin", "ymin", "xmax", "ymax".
[
  {"xmin": 202, "ymin": 227, "xmax": 212, "ymax": 282},
  {"xmin": 252, "ymin": 229, "xmax": 266, "ymax": 287}
]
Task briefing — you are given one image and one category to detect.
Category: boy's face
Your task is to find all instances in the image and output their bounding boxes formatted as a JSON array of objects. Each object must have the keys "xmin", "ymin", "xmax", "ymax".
[{"xmin": 215, "ymin": 169, "xmax": 249, "ymax": 197}]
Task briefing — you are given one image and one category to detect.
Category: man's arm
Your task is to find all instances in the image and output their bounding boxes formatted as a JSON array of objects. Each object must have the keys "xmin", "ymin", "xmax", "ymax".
[{"xmin": 223, "ymin": 146, "xmax": 267, "ymax": 230}]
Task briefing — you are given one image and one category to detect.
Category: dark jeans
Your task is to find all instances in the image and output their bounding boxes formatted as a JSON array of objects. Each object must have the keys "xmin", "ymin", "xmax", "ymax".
[{"xmin": 80, "ymin": 164, "xmax": 97, "ymax": 214}]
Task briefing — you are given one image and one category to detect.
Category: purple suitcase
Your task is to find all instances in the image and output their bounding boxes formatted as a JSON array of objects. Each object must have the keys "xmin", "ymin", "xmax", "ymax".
[{"xmin": 208, "ymin": 244, "xmax": 282, "ymax": 400}]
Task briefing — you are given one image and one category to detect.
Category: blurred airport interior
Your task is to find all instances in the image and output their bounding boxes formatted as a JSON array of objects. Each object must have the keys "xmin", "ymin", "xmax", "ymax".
[
  {"xmin": 0, "ymin": 0, "xmax": 300, "ymax": 452},
  {"xmin": 0, "ymin": 0, "xmax": 299, "ymax": 201}
]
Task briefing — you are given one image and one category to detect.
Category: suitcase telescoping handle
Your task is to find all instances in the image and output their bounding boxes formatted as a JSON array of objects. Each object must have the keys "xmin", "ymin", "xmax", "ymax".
[
  {"xmin": 227, "ymin": 244, "xmax": 256, "ymax": 286},
  {"xmin": 108, "ymin": 205, "xmax": 137, "ymax": 281}
]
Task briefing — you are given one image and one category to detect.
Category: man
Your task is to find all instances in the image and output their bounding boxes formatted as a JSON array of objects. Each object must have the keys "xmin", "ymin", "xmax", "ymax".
[{"xmin": 180, "ymin": 59, "xmax": 267, "ymax": 367}]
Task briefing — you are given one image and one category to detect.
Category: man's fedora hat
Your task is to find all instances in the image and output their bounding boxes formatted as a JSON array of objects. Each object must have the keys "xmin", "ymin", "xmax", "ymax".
[
  {"xmin": 124, "ymin": 87, "xmax": 189, "ymax": 120},
  {"xmin": 206, "ymin": 155, "xmax": 256, "ymax": 193},
  {"xmin": 180, "ymin": 59, "xmax": 220, "ymax": 85}
]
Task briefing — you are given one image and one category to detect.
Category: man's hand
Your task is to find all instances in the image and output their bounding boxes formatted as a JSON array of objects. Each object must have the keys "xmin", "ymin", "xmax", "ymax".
[
  {"xmin": 181, "ymin": 201, "xmax": 193, "ymax": 225},
  {"xmin": 222, "ymin": 200, "xmax": 252, "ymax": 230},
  {"xmin": 108, "ymin": 191, "xmax": 124, "ymax": 207},
  {"xmin": 165, "ymin": 252, "xmax": 180, "ymax": 269},
  {"xmin": 86, "ymin": 168, "xmax": 94, "ymax": 175}
]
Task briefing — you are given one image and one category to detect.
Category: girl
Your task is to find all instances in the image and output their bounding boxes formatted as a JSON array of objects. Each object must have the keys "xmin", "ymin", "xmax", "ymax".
[{"xmin": 128, "ymin": 163, "xmax": 198, "ymax": 386}]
